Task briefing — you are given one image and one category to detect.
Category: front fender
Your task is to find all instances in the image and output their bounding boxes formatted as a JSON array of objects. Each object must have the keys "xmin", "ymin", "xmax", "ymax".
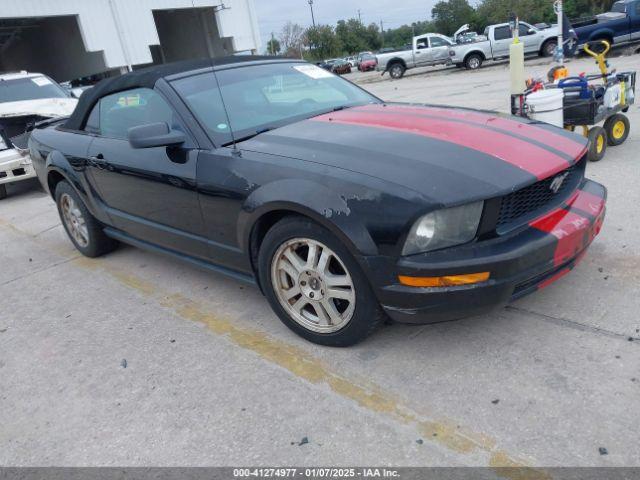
[{"xmin": 238, "ymin": 179, "xmax": 379, "ymax": 258}]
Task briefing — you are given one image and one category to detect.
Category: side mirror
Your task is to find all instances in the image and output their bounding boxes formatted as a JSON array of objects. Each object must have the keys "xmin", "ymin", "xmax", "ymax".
[
  {"xmin": 528, "ymin": 28, "xmax": 536, "ymax": 35},
  {"xmin": 128, "ymin": 122, "xmax": 185, "ymax": 149}
]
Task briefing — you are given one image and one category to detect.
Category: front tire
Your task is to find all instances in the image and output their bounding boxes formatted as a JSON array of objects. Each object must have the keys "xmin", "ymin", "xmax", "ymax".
[
  {"xmin": 55, "ymin": 180, "xmax": 118, "ymax": 257},
  {"xmin": 258, "ymin": 217, "xmax": 384, "ymax": 347},
  {"xmin": 0, "ymin": 184, "xmax": 7, "ymax": 200},
  {"xmin": 541, "ymin": 39, "xmax": 557, "ymax": 57}
]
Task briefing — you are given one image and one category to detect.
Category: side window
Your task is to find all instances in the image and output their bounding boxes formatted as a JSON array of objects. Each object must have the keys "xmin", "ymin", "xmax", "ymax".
[
  {"xmin": 98, "ymin": 88, "xmax": 176, "ymax": 140},
  {"xmin": 416, "ymin": 38, "xmax": 429, "ymax": 49},
  {"xmin": 494, "ymin": 26, "xmax": 512, "ymax": 41},
  {"xmin": 519, "ymin": 23, "xmax": 533, "ymax": 36},
  {"xmin": 430, "ymin": 37, "xmax": 450, "ymax": 47},
  {"xmin": 84, "ymin": 104, "xmax": 100, "ymax": 134}
]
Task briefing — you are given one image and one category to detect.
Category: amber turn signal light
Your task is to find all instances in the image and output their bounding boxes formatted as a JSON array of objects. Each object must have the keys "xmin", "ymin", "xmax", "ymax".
[{"xmin": 398, "ymin": 272, "xmax": 490, "ymax": 287}]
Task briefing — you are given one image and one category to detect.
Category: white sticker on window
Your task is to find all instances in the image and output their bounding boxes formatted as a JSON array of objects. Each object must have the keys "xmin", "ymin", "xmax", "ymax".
[
  {"xmin": 293, "ymin": 65, "xmax": 333, "ymax": 79},
  {"xmin": 32, "ymin": 77, "xmax": 52, "ymax": 87}
]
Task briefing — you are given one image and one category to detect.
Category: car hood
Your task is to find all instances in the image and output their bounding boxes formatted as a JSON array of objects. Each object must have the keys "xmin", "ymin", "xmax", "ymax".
[
  {"xmin": 0, "ymin": 97, "xmax": 78, "ymax": 118},
  {"xmin": 240, "ymin": 103, "xmax": 588, "ymax": 206}
]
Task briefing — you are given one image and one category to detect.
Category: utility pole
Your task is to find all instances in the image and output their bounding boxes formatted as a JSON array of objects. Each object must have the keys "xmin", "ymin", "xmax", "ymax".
[
  {"xmin": 554, "ymin": 0, "xmax": 564, "ymax": 64},
  {"xmin": 380, "ymin": 20, "xmax": 384, "ymax": 46},
  {"xmin": 270, "ymin": 32, "xmax": 275, "ymax": 55},
  {"xmin": 357, "ymin": 9, "xmax": 362, "ymax": 23},
  {"xmin": 308, "ymin": 0, "xmax": 316, "ymax": 27}
]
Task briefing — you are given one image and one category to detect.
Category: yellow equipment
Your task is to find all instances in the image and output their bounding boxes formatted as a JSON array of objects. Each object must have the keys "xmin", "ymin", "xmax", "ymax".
[{"xmin": 583, "ymin": 40, "xmax": 611, "ymax": 80}]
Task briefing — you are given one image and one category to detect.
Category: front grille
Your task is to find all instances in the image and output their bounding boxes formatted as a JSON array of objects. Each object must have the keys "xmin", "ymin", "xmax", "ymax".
[{"xmin": 496, "ymin": 158, "xmax": 585, "ymax": 229}]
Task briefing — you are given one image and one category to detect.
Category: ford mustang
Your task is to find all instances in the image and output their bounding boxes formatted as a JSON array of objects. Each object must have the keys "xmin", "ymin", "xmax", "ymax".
[{"xmin": 29, "ymin": 57, "xmax": 606, "ymax": 346}]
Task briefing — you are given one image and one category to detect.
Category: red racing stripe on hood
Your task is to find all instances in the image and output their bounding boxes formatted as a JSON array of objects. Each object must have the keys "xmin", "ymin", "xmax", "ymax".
[
  {"xmin": 313, "ymin": 110, "xmax": 570, "ymax": 179},
  {"xmin": 359, "ymin": 104, "xmax": 587, "ymax": 160}
]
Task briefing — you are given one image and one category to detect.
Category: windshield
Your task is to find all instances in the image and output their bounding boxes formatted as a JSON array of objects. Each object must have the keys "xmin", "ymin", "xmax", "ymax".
[
  {"xmin": 0, "ymin": 76, "xmax": 68, "ymax": 103},
  {"xmin": 172, "ymin": 62, "xmax": 379, "ymax": 145},
  {"xmin": 611, "ymin": 1, "xmax": 626, "ymax": 12}
]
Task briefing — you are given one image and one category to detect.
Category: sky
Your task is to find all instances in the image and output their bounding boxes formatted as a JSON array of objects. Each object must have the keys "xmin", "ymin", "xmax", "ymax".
[{"xmin": 253, "ymin": 0, "xmax": 438, "ymax": 50}]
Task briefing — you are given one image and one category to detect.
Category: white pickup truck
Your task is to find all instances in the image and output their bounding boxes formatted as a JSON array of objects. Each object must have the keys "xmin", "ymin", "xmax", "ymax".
[
  {"xmin": 450, "ymin": 22, "xmax": 559, "ymax": 70},
  {"xmin": 376, "ymin": 33, "xmax": 455, "ymax": 79}
]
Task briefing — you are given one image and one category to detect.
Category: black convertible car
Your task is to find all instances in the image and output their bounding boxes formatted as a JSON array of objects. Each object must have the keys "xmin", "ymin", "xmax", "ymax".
[{"xmin": 29, "ymin": 56, "xmax": 606, "ymax": 346}]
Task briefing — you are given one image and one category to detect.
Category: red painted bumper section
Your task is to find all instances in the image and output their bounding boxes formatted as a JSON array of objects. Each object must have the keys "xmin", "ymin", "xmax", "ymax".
[{"xmin": 373, "ymin": 180, "xmax": 606, "ymax": 324}]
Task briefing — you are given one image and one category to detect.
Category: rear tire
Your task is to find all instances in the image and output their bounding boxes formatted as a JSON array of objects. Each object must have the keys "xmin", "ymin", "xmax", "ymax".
[
  {"xmin": 603, "ymin": 113, "xmax": 629, "ymax": 146},
  {"xmin": 465, "ymin": 53, "xmax": 483, "ymax": 70},
  {"xmin": 258, "ymin": 216, "xmax": 384, "ymax": 347},
  {"xmin": 587, "ymin": 126, "xmax": 607, "ymax": 162},
  {"xmin": 0, "ymin": 184, "xmax": 7, "ymax": 200},
  {"xmin": 388, "ymin": 63, "xmax": 406, "ymax": 79},
  {"xmin": 55, "ymin": 180, "xmax": 118, "ymax": 257}
]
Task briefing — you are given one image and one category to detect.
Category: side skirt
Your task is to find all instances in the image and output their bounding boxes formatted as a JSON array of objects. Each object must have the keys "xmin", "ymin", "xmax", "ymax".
[{"xmin": 103, "ymin": 227, "xmax": 257, "ymax": 287}]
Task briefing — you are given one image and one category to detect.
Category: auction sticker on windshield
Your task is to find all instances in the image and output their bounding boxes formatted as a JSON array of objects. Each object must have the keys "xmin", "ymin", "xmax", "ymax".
[
  {"xmin": 32, "ymin": 77, "xmax": 52, "ymax": 87},
  {"xmin": 293, "ymin": 65, "xmax": 334, "ymax": 79}
]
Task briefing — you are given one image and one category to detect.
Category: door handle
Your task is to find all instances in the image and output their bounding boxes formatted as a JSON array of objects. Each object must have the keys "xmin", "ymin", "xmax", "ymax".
[{"xmin": 89, "ymin": 154, "xmax": 106, "ymax": 169}]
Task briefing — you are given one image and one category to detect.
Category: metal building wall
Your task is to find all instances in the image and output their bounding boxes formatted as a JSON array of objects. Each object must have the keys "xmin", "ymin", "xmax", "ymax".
[{"xmin": 0, "ymin": 0, "xmax": 261, "ymax": 70}]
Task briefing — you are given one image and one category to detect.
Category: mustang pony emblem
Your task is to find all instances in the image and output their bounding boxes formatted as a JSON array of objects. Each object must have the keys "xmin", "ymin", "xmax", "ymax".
[{"xmin": 550, "ymin": 172, "xmax": 570, "ymax": 193}]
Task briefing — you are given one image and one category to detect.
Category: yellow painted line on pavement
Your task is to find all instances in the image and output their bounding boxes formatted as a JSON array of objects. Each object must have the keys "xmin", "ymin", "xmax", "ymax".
[{"xmin": 1, "ymin": 216, "xmax": 549, "ymax": 478}]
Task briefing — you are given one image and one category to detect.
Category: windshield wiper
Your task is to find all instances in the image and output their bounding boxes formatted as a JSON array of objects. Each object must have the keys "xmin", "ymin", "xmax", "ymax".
[{"xmin": 223, "ymin": 126, "xmax": 276, "ymax": 146}]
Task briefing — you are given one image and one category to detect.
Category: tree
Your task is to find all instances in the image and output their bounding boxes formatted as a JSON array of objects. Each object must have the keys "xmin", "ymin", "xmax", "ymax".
[
  {"xmin": 279, "ymin": 22, "xmax": 305, "ymax": 57},
  {"xmin": 382, "ymin": 20, "xmax": 436, "ymax": 49},
  {"xmin": 304, "ymin": 25, "xmax": 341, "ymax": 61},
  {"xmin": 266, "ymin": 37, "xmax": 281, "ymax": 55},
  {"xmin": 431, "ymin": 0, "xmax": 476, "ymax": 36},
  {"xmin": 336, "ymin": 19, "xmax": 368, "ymax": 54},
  {"xmin": 474, "ymin": 0, "xmax": 554, "ymax": 28}
]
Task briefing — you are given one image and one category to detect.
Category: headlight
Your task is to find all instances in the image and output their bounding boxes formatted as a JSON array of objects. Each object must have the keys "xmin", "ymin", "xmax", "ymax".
[{"xmin": 402, "ymin": 201, "xmax": 484, "ymax": 255}]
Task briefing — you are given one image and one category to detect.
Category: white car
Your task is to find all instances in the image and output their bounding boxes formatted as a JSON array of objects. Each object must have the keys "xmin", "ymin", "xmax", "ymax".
[{"xmin": 0, "ymin": 72, "xmax": 78, "ymax": 200}]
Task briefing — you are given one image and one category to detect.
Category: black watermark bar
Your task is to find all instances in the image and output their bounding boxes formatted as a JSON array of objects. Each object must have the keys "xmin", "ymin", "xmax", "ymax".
[{"xmin": 1, "ymin": 468, "xmax": 640, "ymax": 480}]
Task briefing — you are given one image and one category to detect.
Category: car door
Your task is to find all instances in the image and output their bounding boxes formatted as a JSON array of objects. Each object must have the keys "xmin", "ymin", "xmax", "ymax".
[
  {"xmin": 491, "ymin": 25, "xmax": 512, "ymax": 57},
  {"xmin": 429, "ymin": 36, "xmax": 453, "ymax": 63},
  {"xmin": 518, "ymin": 23, "xmax": 541, "ymax": 53},
  {"xmin": 631, "ymin": 1, "xmax": 640, "ymax": 41},
  {"xmin": 414, "ymin": 37, "xmax": 432, "ymax": 66},
  {"xmin": 85, "ymin": 87, "xmax": 208, "ymax": 259}
]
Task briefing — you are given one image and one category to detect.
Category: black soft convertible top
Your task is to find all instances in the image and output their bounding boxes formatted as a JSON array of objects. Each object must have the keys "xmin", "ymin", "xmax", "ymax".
[{"xmin": 64, "ymin": 55, "xmax": 279, "ymax": 131}]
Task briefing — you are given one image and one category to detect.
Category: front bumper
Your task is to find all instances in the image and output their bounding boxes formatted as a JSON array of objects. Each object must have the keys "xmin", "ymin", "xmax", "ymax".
[
  {"xmin": 369, "ymin": 180, "xmax": 606, "ymax": 324},
  {"xmin": 0, "ymin": 148, "xmax": 36, "ymax": 185}
]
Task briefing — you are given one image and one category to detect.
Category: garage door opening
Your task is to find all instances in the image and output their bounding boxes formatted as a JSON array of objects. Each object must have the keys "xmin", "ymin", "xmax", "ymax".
[
  {"xmin": 0, "ymin": 15, "xmax": 110, "ymax": 83},
  {"xmin": 152, "ymin": 7, "xmax": 234, "ymax": 64}
]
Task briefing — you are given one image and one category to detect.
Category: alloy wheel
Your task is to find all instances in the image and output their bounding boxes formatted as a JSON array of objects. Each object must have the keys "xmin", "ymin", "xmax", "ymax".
[
  {"xmin": 271, "ymin": 238, "xmax": 356, "ymax": 333},
  {"xmin": 60, "ymin": 193, "xmax": 89, "ymax": 247},
  {"xmin": 468, "ymin": 57, "xmax": 480, "ymax": 69}
]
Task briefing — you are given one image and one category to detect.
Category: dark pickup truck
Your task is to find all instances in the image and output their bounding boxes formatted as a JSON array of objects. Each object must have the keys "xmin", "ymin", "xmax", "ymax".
[{"xmin": 574, "ymin": 0, "xmax": 640, "ymax": 48}]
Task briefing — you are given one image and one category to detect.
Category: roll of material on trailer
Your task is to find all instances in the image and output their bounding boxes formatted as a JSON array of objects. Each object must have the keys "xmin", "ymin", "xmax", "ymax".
[{"xmin": 509, "ymin": 41, "xmax": 525, "ymax": 95}]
